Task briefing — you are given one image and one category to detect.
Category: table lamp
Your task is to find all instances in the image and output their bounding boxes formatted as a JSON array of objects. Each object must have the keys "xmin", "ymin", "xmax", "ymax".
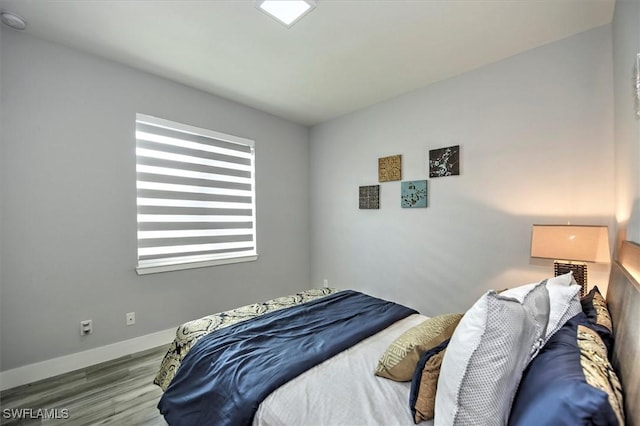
[{"xmin": 530, "ymin": 225, "xmax": 610, "ymax": 296}]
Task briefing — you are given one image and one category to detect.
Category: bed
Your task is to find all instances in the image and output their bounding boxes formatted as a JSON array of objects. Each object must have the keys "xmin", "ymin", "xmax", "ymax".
[{"xmin": 154, "ymin": 241, "xmax": 640, "ymax": 426}]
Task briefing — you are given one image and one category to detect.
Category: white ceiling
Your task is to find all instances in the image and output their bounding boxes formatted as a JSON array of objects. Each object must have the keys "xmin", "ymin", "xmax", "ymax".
[{"xmin": 0, "ymin": 0, "xmax": 615, "ymax": 126}]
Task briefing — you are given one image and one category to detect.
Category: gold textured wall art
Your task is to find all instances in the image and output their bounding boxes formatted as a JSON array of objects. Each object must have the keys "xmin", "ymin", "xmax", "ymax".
[{"xmin": 378, "ymin": 155, "xmax": 402, "ymax": 182}]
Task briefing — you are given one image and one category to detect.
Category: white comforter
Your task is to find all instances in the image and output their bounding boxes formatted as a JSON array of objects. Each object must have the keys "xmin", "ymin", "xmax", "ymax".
[{"xmin": 253, "ymin": 313, "xmax": 433, "ymax": 426}]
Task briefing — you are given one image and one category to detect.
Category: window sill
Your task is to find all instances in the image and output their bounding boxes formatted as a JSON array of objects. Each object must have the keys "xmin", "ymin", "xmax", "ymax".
[{"xmin": 136, "ymin": 254, "xmax": 258, "ymax": 275}]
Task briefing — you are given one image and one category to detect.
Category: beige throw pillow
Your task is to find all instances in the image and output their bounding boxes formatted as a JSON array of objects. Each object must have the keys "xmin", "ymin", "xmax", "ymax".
[{"xmin": 375, "ymin": 313, "xmax": 462, "ymax": 381}]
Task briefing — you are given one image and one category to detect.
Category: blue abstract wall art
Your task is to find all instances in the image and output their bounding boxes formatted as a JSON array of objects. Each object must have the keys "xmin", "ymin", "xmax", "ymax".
[{"xmin": 401, "ymin": 180, "xmax": 428, "ymax": 208}]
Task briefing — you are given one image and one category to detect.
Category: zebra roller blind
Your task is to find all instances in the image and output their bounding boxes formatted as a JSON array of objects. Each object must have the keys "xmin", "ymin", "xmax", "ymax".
[{"xmin": 135, "ymin": 114, "xmax": 257, "ymax": 274}]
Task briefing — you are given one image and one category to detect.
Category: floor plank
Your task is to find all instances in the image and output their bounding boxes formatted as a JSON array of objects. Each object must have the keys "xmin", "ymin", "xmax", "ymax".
[{"xmin": 0, "ymin": 346, "xmax": 169, "ymax": 426}]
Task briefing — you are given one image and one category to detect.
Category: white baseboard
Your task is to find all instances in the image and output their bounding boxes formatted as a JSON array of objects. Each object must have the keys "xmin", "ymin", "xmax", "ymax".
[{"xmin": 0, "ymin": 327, "xmax": 176, "ymax": 391}]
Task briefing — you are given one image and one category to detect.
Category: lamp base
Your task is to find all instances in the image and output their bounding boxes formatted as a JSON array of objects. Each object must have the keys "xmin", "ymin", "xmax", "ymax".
[{"xmin": 554, "ymin": 261, "xmax": 587, "ymax": 297}]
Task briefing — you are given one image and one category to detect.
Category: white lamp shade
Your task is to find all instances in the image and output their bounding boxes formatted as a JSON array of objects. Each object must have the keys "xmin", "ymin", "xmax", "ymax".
[{"xmin": 530, "ymin": 225, "xmax": 610, "ymax": 263}]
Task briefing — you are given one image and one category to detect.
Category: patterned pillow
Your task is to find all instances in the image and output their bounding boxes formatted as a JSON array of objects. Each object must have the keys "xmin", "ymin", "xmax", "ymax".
[
  {"xmin": 409, "ymin": 339, "xmax": 450, "ymax": 423},
  {"xmin": 375, "ymin": 313, "xmax": 462, "ymax": 381},
  {"xmin": 581, "ymin": 286, "xmax": 613, "ymax": 353},
  {"xmin": 434, "ymin": 283, "xmax": 549, "ymax": 426},
  {"xmin": 501, "ymin": 281, "xmax": 550, "ymax": 358},
  {"xmin": 509, "ymin": 312, "xmax": 624, "ymax": 426}
]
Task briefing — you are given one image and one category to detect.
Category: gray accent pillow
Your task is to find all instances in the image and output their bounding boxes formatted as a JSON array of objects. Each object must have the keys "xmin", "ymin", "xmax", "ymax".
[
  {"xmin": 501, "ymin": 272, "xmax": 582, "ymax": 344},
  {"xmin": 434, "ymin": 283, "xmax": 549, "ymax": 426}
]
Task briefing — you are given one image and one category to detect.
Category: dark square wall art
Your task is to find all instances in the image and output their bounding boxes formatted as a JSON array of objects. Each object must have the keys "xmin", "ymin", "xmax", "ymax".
[
  {"xmin": 429, "ymin": 145, "xmax": 460, "ymax": 178},
  {"xmin": 359, "ymin": 185, "xmax": 380, "ymax": 209}
]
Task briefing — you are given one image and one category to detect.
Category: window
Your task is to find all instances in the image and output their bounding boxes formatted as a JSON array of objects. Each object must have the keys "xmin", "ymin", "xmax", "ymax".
[{"xmin": 135, "ymin": 114, "xmax": 257, "ymax": 274}]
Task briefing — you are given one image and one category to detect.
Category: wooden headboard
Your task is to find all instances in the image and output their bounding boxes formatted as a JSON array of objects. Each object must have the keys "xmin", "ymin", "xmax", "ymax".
[{"xmin": 607, "ymin": 240, "xmax": 640, "ymax": 426}]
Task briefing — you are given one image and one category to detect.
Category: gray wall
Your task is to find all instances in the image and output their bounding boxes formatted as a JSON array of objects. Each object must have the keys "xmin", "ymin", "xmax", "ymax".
[
  {"xmin": 0, "ymin": 30, "xmax": 311, "ymax": 371},
  {"xmin": 0, "ymin": 14, "xmax": 628, "ymax": 373},
  {"xmin": 612, "ymin": 0, "xmax": 640, "ymax": 246},
  {"xmin": 310, "ymin": 26, "xmax": 616, "ymax": 316}
]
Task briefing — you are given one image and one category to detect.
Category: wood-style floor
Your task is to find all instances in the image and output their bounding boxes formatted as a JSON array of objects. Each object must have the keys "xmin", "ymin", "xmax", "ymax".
[{"xmin": 0, "ymin": 345, "xmax": 169, "ymax": 426}]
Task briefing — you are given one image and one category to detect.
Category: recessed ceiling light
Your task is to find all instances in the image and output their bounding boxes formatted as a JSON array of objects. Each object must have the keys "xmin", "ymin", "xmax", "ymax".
[
  {"xmin": 0, "ymin": 11, "xmax": 27, "ymax": 30},
  {"xmin": 256, "ymin": 0, "xmax": 316, "ymax": 28}
]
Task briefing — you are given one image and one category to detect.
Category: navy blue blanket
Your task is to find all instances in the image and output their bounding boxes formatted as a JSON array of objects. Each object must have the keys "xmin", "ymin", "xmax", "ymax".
[{"xmin": 158, "ymin": 290, "xmax": 417, "ymax": 426}]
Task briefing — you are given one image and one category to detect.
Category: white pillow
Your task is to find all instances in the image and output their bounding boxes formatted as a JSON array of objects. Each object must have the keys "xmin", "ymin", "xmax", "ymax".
[
  {"xmin": 501, "ymin": 272, "xmax": 581, "ymax": 342},
  {"xmin": 543, "ymin": 272, "xmax": 582, "ymax": 339},
  {"xmin": 434, "ymin": 284, "xmax": 548, "ymax": 426}
]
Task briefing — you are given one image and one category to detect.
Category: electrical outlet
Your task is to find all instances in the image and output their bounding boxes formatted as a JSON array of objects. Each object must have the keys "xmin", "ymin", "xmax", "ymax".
[
  {"xmin": 80, "ymin": 320, "xmax": 93, "ymax": 335},
  {"xmin": 126, "ymin": 312, "xmax": 136, "ymax": 326},
  {"xmin": 323, "ymin": 279, "xmax": 329, "ymax": 288}
]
